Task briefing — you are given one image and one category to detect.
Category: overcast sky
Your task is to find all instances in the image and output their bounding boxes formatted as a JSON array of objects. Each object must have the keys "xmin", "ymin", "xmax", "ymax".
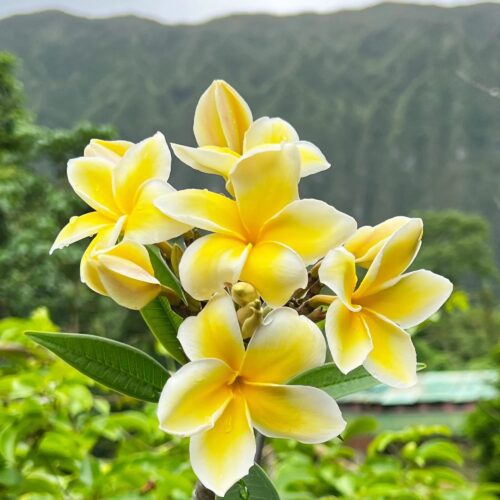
[{"xmin": 0, "ymin": 0, "xmax": 488, "ymax": 24}]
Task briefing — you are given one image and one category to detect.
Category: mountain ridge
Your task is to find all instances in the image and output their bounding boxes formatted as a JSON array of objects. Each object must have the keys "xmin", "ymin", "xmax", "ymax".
[
  {"xmin": 0, "ymin": 3, "xmax": 499, "ymax": 251},
  {"xmin": 2, "ymin": 3, "xmax": 498, "ymax": 27}
]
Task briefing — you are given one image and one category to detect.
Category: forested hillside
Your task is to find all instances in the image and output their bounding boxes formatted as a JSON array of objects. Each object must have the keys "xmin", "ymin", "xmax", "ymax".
[{"xmin": 0, "ymin": 3, "xmax": 499, "ymax": 250}]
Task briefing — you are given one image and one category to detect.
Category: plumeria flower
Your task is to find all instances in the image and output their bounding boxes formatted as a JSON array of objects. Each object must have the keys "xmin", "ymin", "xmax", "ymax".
[
  {"xmin": 155, "ymin": 143, "xmax": 356, "ymax": 307},
  {"xmin": 83, "ymin": 137, "xmax": 134, "ymax": 161},
  {"xmin": 50, "ymin": 132, "xmax": 190, "ymax": 255},
  {"xmin": 171, "ymin": 80, "xmax": 330, "ymax": 191},
  {"xmin": 80, "ymin": 217, "xmax": 161, "ymax": 310},
  {"xmin": 344, "ymin": 216, "xmax": 411, "ymax": 268},
  {"xmin": 157, "ymin": 292, "xmax": 345, "ymax": 496},
  {"xmin": 319, "ymin": 218, "xmax": 453, "ymax": 387}
]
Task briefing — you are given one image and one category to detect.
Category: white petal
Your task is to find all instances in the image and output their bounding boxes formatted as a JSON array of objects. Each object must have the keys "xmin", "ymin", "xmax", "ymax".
[
  {"xmin": 113, "ymin": 132, "xmax": 171, "ymax": 213},
  {"xmin": 157, "ymin": 359, "xmax": 234, "ymax": 436},
  {"xmin": 230, "ymin": 143, "xmax": 300, "ymax": 240},
  {"xmin": 241, "ymin": 308, "xmax": 326, "ymax": 383},
  {"xmin": 243, "ymin": 383, "xmax": 346, "ymax": 443},
  {"xmin": 50, "ymin": 211, "xmax": 114, "ymax": 254},
  {"xmin": 171, "ymin": 143, "xmax": 238, "ymax": 178},
  {"xmin": 179, "ymin": 234, "xmax": 251, "ymax": 301},
  {"xmin": 124, "ymin": 180, "xmax": 191, "ymax": 244},
  {"xmin": 355, "ymin": 218, "xmax": 423, "ymax": 297},
  {"xmin": 362, "ymin": 310, "xmax": 418, "ymax": 388},
  {"xmin": 296, "ymin": 141, "xmax": 331, "ymax": 177},
  {"xmin": 67, "ymin": 157, "xmax": 120, "ymax": 218},
  {"xmin": 155, "ymin": 188, "xmax": 246, "ymax": 239},
  {"xmin": 190, "ymin": 394, "xmax": 255, "ymax": 497},
  {"xmin": 239, "ymin": 241, "xmax": 307, "ymax": 307},
  {"xmin": 319, "ymin": 247, "xmax": 359, "ymax": 311},
  {"xmin": 325, "ymin": 299, "xmax": 372, "ymax": 373},
  {"xmin": 178, "ymin": 292, "xmax": 245, "ymax": 371},
  {"xmin": 193, "ymin": 80, "xmax": 252, "ymax": 153},
  {"xmin": 358, "ymin": 270, "xmax": 453, "ymax": 328},
  {"xmin": 243, "ymin": 116, "xmax": 299, "ymax": 151},
  {"xmin": 260, "ymin": 199, "xmax": 356, "ymax": 264}
]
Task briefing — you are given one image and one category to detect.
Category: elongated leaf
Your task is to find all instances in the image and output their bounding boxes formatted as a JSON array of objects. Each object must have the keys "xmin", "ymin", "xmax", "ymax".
[
  {"xmin": 218, "ymin": 464, "xmax": 279, "ymax": 500},
  {"xmin": 147, "ymin": 245, "xmax": 185, "ymax": 302},
  {"xmin": 140, "ymin": 297, "xmax": 187, "ymax": 364},
  {"xmin": 289, "ymin": 363, "xmax": 378, "ymax": 398},
  {"xmin": 26, "ymin": 332, "xmax": 169, "ymax": 402},
  {"xmin": 289, "ymin": 362, "xmax": 425, "ymax": 399}
]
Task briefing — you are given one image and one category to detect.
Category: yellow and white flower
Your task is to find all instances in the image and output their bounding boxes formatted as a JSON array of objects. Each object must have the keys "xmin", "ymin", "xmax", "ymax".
[
  {"xmin": 50, "ymin": 132, "xmax": 190, "ymax": 254},
  {"xmin": 80, "ymin": 218, "xmax": 161, "ymax": 310},
  {"xmin": 157, "ymin": 292, "xmax": 345, "ymax": 496},
  {"xmin": 156, "ymin": 143, "xmax": 356, "ymax": 307},
  {"xmin": 171, "ymin": 80, "xmax": 330, "ymax": 189},
  {"xmin": 344, "ymin": 216, "xmax": 411, "ymax": 268},
  {"xmin": 319, "ymin": 218, "xmax": 452, "ymax": 387}
]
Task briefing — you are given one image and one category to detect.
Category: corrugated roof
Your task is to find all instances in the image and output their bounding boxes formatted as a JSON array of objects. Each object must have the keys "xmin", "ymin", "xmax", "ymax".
[{"xmin": 340, "ymin": 370, "xmax": 497, "ymax": 405}]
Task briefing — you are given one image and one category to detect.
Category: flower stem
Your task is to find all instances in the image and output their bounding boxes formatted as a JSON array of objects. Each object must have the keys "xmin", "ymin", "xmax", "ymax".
[
  {"xmin": 255, "ymin": 431, "xmax": 265, "ymax": 464},
  {"xmin": 193, "ymin": 481, "xmax": 215, "ymax": 500}
]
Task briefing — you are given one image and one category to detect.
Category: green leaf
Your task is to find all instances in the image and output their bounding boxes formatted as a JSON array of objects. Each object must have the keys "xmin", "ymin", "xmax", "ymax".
[
  {"xmin": 140, "ymin": 296, "xmax": 187, "ymax": 364},
  {"xmin": 25, "ymin": 332, "xmax": 169, "ymax": 402},
  {"xmin": 288, "ymin": 363, "xmax": 379, "ymax": 398},
  {"xmin": 219, "ymin": 464, "xmax": 279, "ymax": 500},
  {"xmin": 147, "ymin": 245, "xmax": 185, "ymax": 302},
  {"xmin": 289, "ymin": 363, "xmax": 426, "ymax": 399},
  {"xmin": 416, "ymin": 440, "xmax": 464, "ymax": 466}
]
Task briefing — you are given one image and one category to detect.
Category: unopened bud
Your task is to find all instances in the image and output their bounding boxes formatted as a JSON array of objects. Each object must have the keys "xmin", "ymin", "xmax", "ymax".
[
  {"xmin": 241, "ymin": 304, "xmax": 263, "ymax": 340},
  {"xmin": 156, "ymin": 241, "xmax": 172, "ymax": 259},
  {"xmin": 183, "ymin": 229, "xmax": 200, "ymax": 246},
  {"xmin": 306, "ymin": 294, "xmax": 335, "ymax": 308},
  {"xmin": 310, "ymin": 261, "xmax": 321, "ymax": 278},
  {"xmin": 170, "ymin": 244, "xmax": 183, "ymax": 277},
  {"xmin": 232, "ymin": 282, "xmax": 259, "ymax": 307},
  {"xmin": 237, "ymin": 303, "xmax": 254, "ymax": 325},
  {"xmin": 307, "ymin": 307, "xmax": 326, "ymax": 323}
]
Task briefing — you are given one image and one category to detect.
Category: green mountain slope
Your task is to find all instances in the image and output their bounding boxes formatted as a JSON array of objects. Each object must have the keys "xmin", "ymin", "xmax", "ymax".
[{"xmin": 0, "ymin": 4, "xmax": 499, "ymax": 249}]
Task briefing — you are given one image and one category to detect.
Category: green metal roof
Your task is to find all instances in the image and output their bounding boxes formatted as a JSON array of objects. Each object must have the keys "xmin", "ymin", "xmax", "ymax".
[{"xmin": 340, "ymin": 370, "xmax": 497, "ymax": 406}]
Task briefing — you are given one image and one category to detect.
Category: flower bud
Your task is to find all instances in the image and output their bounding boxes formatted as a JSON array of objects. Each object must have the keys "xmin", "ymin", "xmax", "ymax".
[
  {"xmin": 241, "ymin": 302, "xmax": 263, "ymax": 340},
  {"xmin": 237, "ymin": 303, "xmax": 252, "ymax": 325},
  {"xmin": 232, "ymin": 281, "xmax": 260, "ymax": 307},
  {"xmin": 170, "ymin": 243, "xmax": 184, "ymax": 277}
]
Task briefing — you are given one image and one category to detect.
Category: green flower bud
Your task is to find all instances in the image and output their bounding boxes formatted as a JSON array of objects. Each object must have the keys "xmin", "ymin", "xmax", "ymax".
[{"xmin": 231, "ymin": 282, "xmax": 259, "ymax": 306}]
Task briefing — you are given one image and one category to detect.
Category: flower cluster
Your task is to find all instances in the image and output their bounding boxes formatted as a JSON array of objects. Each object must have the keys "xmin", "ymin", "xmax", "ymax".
[{"xmin": 51, "ymin": 80, "xmax": 452, "ymax": 496}]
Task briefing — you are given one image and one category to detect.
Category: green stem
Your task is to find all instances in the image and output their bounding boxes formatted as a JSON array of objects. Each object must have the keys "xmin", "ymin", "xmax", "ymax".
[
  {"xmin": 255, "ymin": 431, "xmax": 265, "ymax": 464},
  {"xmin": 193, "ymin": 481, "xmax": 215, "ymax": 500}
]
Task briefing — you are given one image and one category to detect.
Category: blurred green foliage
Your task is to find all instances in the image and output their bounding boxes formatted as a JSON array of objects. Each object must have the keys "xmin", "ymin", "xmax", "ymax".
[
  {"xmin": 0, "ymin": 309, "xmax": 195, "ymax": 499},
  {"xmin": 0, "ymin": 52, "xmax": 30, "ymax": 164},
  {"xmin": 413, "ymin": 210, "xmax": 497, "ymax": 287},
  {"xmin": 465, "ymin": 346, "xmax": 500, "ymax": 484},
  {"xmin": 269, "ymin": 422, "xmax": 500, "ymax": 499},
  {"xmin": 410, "ymin": 210, "xmax": 499, "ymax": 370},
  {"xmin": 0, "ymin": 53, "xmax": 147, "ymax": 341},
  {"xmin": 36, "ymin": 121, "xmax": 117, "ymax": 177},
  {"xmin": 2, "ymin": 310, "xmax": 498, "ymax": 499}
]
